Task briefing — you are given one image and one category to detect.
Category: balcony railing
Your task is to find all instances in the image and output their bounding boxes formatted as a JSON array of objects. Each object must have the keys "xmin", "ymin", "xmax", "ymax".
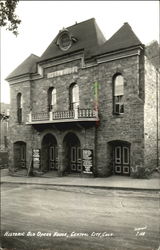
[
  {"xmin": 52, "ymin": 110, "xmax": 74, "ymax": 120},
  {"xmin": 27, "ymin": 109, "xmax": 98, "ymax": 124},
  {"xmin": 32, "ymin": 112, "xmax": 49, "ymax": 121}
]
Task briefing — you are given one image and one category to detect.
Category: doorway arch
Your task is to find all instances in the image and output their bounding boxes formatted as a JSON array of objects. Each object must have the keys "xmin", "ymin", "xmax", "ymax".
[
  {"xmin": 63, "ymin": 132, "xmax": 82, "ymax": 173},
  {"xmin": 41, "ymin": 134, "xmax": 58, "ymax": 171}
]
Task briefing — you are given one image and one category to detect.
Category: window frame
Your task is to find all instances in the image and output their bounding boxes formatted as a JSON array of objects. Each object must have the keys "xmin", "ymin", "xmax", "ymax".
[
  {"xmin": 69, "ymin": 83, "xmax": 79, "ymax": 110},
  {"xmin": 48, "ymin": 87, "xmax": 56, "ymax": 112},
  {"xmin": 17, "ymin": 93, "xmax": 22, "ymax": 124},
  {"xmin": 113, "ymin": 74, "xmax": 124, "ymax": 115}
]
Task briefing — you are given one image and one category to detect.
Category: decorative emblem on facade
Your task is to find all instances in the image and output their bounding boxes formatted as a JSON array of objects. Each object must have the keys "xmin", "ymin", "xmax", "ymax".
[{"xmin": 56, "ymin": 28, "xmax": 77, "ymax": 51}]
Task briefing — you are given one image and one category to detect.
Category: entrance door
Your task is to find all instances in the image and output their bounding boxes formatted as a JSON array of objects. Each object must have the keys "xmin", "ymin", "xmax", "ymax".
[
  {"xmin": 41, "ymin": 134, "xmax": 58, "ymax": 172},
  {"xmin": 49, "ymin": 146, "xmax": 58, "ymax": 170},
  {"xmin": 63, "ymin": 133, "xmax": 82, "ymax": 174},
  {"xmin": 114, "ymin": 145, "xmax": 130, "ymax": 175},
  {"xmin": 14, "ymin": 142, "xmax": 26, "ymax": 168},
  {"xmin": 71, "ymin": 146, "xmax": 82, "ymax": 172}
]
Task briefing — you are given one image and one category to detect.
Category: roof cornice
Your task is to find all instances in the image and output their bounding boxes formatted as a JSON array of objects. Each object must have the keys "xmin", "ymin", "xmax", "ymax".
[
  {"xmin": 6, "ymin": 74, "xmax": 31, "ymax": 85},
  {"xmin": 95, "ymin": 44, "xmax": 144, "ymax": 59},
  {"xmin": 83, "ymin": 45, "xmax": 144, "ymax": 68}
]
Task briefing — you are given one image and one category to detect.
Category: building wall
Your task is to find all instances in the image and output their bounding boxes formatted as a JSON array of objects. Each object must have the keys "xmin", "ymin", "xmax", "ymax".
[
  {"xmin": 9, "ymin": 81, "xmax": 33, "ymax": 169},
  {"xmin": 27, "ymin": 53, "xmax": 145, "ymax": 176},
  {"xmin": 93, "ymin": 55, "xmax": 145, "ymax": 175},
  {"xmin": 31, "ymin": 60, "xmax": 82, "ymax": 113},
  {"xmin": 9, "ymin": 48, "xmax": 160, "ymax": 175},
  {"xmin": 144, "ymin": 57, "xmax": 159, "ymax": 168},
  {"xmin": 30, "ymin": 58, "xmax": 97, "ymax": 173}
]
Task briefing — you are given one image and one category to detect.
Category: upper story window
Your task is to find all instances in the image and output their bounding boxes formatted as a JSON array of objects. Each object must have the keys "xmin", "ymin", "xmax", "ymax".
[
  {"xmin": 69, "ymin": 83, "xmax": 79, "ymax": 110},
  {"xmin": 48, "ymin": 87, "xmax": 56, "ymax": 111},
  {"xmin": 17, "ymin": 93, "xmax": 22, "ymax": 123},
  {"xmin": 113, "ymin": 74, "xmax": 124, "ymax": 114}
]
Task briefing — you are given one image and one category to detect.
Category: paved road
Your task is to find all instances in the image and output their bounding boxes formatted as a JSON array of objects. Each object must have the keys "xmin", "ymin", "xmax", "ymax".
[{"xmin": 1, "ymin": 183, "xmax": 160, "ymax": 250}]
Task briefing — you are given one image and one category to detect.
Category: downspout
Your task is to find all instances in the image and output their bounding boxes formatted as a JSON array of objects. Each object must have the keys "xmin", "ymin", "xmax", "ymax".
[
  {"xmin": 29, "ymin": 78, "xmax": 34, "ymax": 172},
  {"xmin": 156, "ymin": 68, "xmax": 159, "ymax": 168},
  {"xmin": 94, "ymin": 124, "xmax": 98, "ymax": 177},
  {"xmin": 93, "ymin": 81, "xmax": 99, "ymax": 177}
]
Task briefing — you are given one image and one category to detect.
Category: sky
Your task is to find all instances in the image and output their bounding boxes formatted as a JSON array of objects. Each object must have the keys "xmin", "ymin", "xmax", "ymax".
[{"xmin": 1, "ymin": 1, "xmax": 159, "ymax": 104}]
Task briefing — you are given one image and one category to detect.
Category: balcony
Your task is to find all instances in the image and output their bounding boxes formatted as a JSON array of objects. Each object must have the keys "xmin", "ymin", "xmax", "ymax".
[{"xmin": 26, "ymin": 109, "xmax": 98, "ymax": 125}]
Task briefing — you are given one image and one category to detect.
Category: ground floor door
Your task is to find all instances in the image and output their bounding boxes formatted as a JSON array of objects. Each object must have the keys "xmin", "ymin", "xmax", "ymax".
[
  {"xmin": 49, "ymin": 146, "xmax": 58, "ymax": 170},
  {"xmin": 63, "ymin": 133, "xmax": 82, "ymax": 173},
  {"xmin": 70, "ymin": 146, "xmax": 82, "ymax": 172},
  {"xmin": 41, "ymin": 134, "xmax": 58, "ymax": 171},
  {"xmin": 114, "ymin": 145, "xmax": 130, "ymax": 175},
  {"xmin": 14, "ymin": 141, "xmax": 26, "ymax": 168}
]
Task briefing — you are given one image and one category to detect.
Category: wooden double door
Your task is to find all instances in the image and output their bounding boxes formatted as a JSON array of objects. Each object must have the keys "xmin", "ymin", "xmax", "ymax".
[
  {"xmin": 114, "ymin": 145, "xmax": 130, "ymax": 175},
  {"xmin": 70, "ymin": 146, "xmax": 82, "ymax": 173},
  {"xmin": 63, "ymin": 133, "xmax": 82, "ymax": 174},
  {"xmin": 49, "ymin": 145, "xmax": 81, "ymax": 172},
  {"xmin": 41, "ymin": 134, "xmax": 58, "ymax": 172},
  {"xmin": 14, "ymin": 142, "xmax": 26, "ymax": 168}
]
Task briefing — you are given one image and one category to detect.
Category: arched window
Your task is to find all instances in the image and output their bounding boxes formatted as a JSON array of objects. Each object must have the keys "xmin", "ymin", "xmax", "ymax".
[
  {"xmin": 17, "ymin": 93, "xmax": 22, "ymax": 123},
  {"xmin": 48, "ymin": 87, "xmax": 56, "ymax": 111},
  {"xmin": 113, "ymin": 74, "xmax": 124, "ymax": 114},
  {"xmin": 69, "ymin": 83, "xmax": 79, "ymax": 110}
]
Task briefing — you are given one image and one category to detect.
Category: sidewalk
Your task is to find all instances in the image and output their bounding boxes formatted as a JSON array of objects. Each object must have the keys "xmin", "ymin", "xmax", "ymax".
[{"xmin": 1, "ymin": 169, "xmax": 160, "ymax": 191}]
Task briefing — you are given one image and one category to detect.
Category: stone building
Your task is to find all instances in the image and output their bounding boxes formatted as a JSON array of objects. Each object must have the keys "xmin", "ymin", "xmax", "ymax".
[{"xmin": 6, "ymin": 18, "xmax": 159, "ymax": 176}]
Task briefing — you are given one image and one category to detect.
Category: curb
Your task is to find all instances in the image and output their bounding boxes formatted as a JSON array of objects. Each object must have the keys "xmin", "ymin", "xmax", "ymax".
[{"xmin": 1, "ymin": 181, "xmax": 160, "ymax": 192}]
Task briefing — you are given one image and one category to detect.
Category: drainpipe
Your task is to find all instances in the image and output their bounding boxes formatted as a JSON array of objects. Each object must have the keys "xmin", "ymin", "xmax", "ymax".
[{"xmin": 156, "ymin": 67, "xmax": 159, "ymax": 168}]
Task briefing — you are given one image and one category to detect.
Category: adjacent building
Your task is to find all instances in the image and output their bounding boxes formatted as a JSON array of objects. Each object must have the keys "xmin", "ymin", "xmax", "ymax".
[
  {"xmin": 6, "ymin": 18, "xmax": 159, "ymax": 176},
  {"xmin": 0, "ymin": 103, "xmax": 10, "ymax": 168},
  {"xmin": 0, "ymin": 102, "xmax": 10, "ymax": 151}
]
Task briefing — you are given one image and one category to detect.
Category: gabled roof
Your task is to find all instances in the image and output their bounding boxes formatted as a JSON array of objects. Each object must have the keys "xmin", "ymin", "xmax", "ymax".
[
  {"xmin": 6, "ymin": 54, "xmax": 40, "ymax": 80},
  {"xmin": 95, "ymin": 22, "xmax": 142, "ymax": 56},
  {"xmin": 6, "ymin": 19, "xmax": 144, "ymax": 81},
  {"xmin": 39, "ymin": 18, "xmax": 106, "ymax": 62}
]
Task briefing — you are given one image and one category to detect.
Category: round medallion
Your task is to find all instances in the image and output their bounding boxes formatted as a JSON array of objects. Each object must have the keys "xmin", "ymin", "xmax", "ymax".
[{"xmin": 58, "ymin": 32, "xmax": 72, "ymax": 51}]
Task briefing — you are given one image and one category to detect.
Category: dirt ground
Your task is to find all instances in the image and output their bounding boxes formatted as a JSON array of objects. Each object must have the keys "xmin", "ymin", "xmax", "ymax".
[{"xmin": 1, "ymin": 183, "xmax": 160, "ymax": 250}]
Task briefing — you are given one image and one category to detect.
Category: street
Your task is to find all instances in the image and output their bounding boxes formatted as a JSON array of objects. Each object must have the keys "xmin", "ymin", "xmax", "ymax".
[{"xmin": 1, "ymin": 183, "xmax": 160, "ymax": 250}]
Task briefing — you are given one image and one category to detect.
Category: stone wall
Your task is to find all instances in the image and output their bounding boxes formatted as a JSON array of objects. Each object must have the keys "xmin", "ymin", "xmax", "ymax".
[
  {"xmin": 9, "ymin": 81, "xmax": 33, "ymax": 169},
  {"xmin": 10, "ymin": 47, "xmax": 159, "ymax": 175},
  {"xmin": 31, "ymin": 125, "xmax": 96, "ymax": 174},
  {"xmin": 31, "ymin": 60, "xmax": 83, "ymax": 113},
  {"xmin": 144, "ymin": 57, "xmax": 159, "ymax": 168},
  {"xmin": 92, "ymin": 55, "xmax": 145, "ymax": 175}
]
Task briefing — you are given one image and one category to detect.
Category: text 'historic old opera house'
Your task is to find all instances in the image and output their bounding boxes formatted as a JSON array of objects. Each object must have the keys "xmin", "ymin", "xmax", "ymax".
[{"xmin": 6, "ymin": 18, "xmax": 159, "ymax": 177}]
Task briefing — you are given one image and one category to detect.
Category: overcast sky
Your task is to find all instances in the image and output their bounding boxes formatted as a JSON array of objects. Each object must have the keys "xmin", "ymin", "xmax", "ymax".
[{"xmin": 1, "ymin": 0, "xmax": 159, "ymax": 104}]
